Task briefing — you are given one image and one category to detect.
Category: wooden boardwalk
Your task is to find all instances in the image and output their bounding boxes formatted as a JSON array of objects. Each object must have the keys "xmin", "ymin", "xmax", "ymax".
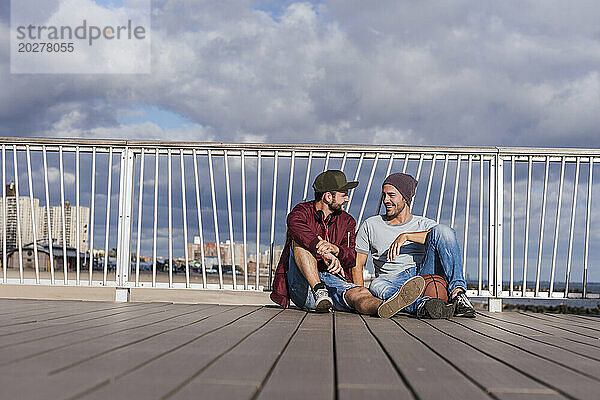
[{"xmin": 0, "ymin": 299, "xmax": 598, "ymax": 399}]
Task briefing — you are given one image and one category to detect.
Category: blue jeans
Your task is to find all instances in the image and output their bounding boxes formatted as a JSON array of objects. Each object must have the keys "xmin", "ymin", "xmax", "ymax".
[
  {"xmin": 287, "ymin": 250, "xmax": 357, "ymax": 312},
  {"xmin": 369, "ymin": 224, "xmax": 467, "ymax": 315}
]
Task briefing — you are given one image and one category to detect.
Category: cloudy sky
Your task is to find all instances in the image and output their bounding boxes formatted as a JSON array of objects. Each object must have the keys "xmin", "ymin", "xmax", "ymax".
[
  {"xmin": 2, "ymin": 0, "xmax": 600, "ymax": 147},
  {"xmin": 1, "ymin": 1, "xmax": 599, "ymax": 286}
]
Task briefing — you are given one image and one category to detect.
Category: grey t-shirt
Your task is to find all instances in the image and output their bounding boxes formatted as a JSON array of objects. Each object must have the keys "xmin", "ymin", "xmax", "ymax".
[{"xmin": 355, "ymin": 215, "xmax": 437, "ymax": 277}]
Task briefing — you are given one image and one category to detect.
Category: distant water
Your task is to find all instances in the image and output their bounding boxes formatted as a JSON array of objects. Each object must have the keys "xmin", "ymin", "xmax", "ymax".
[
  {"xmin": 467, "ymin": 280, "xmax": 600, "ymax": 309},
  {"xmin": 471, "ymin": 297, "xmax": 600, "ymax": 309}
]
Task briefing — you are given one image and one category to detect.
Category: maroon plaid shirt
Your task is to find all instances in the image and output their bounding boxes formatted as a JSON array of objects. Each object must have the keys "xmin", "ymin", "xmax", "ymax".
[{"xmin": 270, "ymin": 201, "xmax": 356, "ymax": 308}]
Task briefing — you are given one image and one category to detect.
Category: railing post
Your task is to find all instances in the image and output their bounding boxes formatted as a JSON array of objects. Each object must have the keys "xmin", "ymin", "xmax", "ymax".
[
  {"xmin": 116, "ymin": 147, "xmax": 135, "ymax": 289},
  {"xmin": 488, "ymin": 153, "xmax": 504, "ymax": 311}
]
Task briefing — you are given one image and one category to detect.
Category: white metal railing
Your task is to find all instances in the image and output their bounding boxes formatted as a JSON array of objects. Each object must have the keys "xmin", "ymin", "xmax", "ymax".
[{"xmin": 0, "ymin": 137, "xmax": 597, "ymax": 299}]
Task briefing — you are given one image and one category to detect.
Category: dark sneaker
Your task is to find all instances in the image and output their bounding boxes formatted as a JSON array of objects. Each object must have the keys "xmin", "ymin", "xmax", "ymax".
[
  {"xmin": 377, "ymin": 275, "xmax": 426, "ymax": 319},
  {"xmin": 452, "ymin": 291, "xmax": 476, "ymax": 317},
  {"xmin": 313, "ymin": 288, "xmax": 333, "ymax": 313},
  {"xmin": 417, "ymin": 298, "xmax": 456, "ymax": 319}
]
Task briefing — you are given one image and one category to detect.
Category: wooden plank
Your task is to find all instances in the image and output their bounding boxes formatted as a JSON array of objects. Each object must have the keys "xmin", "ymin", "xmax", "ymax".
[
  {"xmin": 478, "ymin": 311, "xmax": 600, "ymax": 342},
  {"xmin": 0, "ymin": 301, "xmax": 62, "ymax": 316},
  {"xmin": 364, "ymin": 315, "xmax": 492, "ymax": 399},
  {"xmin": 0, "ymin": 302, "xmax": 168, "ymax": 339},
  {"xmin": 0, "ymin": 302, "xmax": 96, "ymax": 323},
  {"xmin": 169, "ymin": 309, "xmax": 306, "ymax": 400},
  {"xmin": 454, "ymin": 318, "xmax": 600, "ymax": 378},
  {"xmin": 475, "ymin": 312, "xmax": 600, "ymax": 357},
  {"xmin": 0, "ymin": 304, "xmax": 212, "ymax": 366},
  {"xmin": 404, "ymin": 317, "xmax": 566, "ymax": 400},
  {"xmin": 334, "ymin": 312, "xmax": 414, "ymax": 400},
  {"xmin": 0, "ymin": 303, "xmax": 187, "ymax": 360},
  {"xmin": 539, "ymin": 312, "xmax": 600, "ymax": 326},
  {"xmin": 515, "ymin": 311, "xmax": 600, "ymax": 336},
  {"xmin": 72, "ymin": 306, "xmax": 278, "ymax": 400},
  {"xmin": 0, "ymin": 301, "xmax": 145, "ymax": 326},
  {"xmin": 257, "ymin": 312, "xmax": 335, "ymax": 400},
  {"xmin": 0, "ymin": 305, "xmax": 258, "ymax": 400},
  {"xmin": 434, "ymin": 318, "xmax": 600, "ymax": 400}
]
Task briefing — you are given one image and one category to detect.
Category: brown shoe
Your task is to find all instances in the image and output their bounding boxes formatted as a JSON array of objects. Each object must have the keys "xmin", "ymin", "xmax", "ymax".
[{"xmin": 377, "ymin": 275, "xmax": 426, "ymax": 318}]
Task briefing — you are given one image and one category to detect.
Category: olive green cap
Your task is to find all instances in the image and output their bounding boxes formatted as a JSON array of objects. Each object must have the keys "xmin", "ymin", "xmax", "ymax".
[{"xmin": 312, "ymin": 170, "xmax": 359, "ymax": 193}]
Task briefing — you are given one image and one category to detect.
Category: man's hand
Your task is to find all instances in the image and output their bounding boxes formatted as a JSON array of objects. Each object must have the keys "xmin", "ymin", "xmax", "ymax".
[
  {"xmin": 316, "ymin": 236, "xmax": 339, "ymax": 256},
  {"xmin": 387, "ymin": 233, "xmax": 408, "ymax": 261},
  {"xmin": 322, "ymin": 251, "xmax": 344, "ymax": 277}
]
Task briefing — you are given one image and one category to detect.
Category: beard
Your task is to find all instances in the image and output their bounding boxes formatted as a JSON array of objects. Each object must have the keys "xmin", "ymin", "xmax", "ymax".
[
  {"xmin": 384, "ymin": 201, "xmax": 406, "ymax": 219},
  {"xmin": 326, "ymin": 199, "xmax": 344, "ymax": 213}
]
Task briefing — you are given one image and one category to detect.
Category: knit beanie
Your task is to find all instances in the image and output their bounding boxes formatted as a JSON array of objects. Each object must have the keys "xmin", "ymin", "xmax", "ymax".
[{"xmin": 382, "ymin": 173, "xmax": 418, "ymax": 205}]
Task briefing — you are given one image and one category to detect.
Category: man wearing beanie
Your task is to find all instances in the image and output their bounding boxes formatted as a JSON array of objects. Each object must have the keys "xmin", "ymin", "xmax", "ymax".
[
  {"xmin": 354, "ymin": 172, "xmax": 475, "ymax": 318},
  {"xmin": 270, "ymin": 170, "xmax": 425, "ymax": 318}
]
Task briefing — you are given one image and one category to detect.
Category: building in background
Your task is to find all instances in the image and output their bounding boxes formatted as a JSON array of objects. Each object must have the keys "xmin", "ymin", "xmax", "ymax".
[
  {"xmin": 187, "ymin": 236, "xmax": 282, "ymax": 271},
  {"xmin": 0, "ymin": 183, "xmax": 43, "ymax": 251},
  {"xmin": 40, "ymin": 201, "xmax": 90, "ymax": 252},
  {"xmin": 0, "ymin": 184, "xmax": 89, "ymax": 258}
]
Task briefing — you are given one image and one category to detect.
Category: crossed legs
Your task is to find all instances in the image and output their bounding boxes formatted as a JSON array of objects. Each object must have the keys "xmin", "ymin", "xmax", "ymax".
[{"xmin": 290, "ymin": 241, "xmax": 382, "ymax": 315}]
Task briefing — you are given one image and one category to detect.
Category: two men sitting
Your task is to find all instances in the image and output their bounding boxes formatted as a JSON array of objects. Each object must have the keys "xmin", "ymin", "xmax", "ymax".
[{"xmin": 270, "ymin": 169, "xmax": 475, "ymax": 318}]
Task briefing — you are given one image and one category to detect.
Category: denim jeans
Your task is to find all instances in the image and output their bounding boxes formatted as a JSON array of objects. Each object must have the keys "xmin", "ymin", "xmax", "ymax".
[
  {"xmin": 286, "ymin": 249, "xmax": 357, "ymax": 312},
  {"xmin": 369, "ymin": 224, "xmax": 467, "ymax": 315}
]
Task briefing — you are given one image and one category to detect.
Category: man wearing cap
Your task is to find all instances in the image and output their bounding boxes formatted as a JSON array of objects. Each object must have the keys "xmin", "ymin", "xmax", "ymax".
[
  {"xmin": 270, "ymin": 170, "xmax": 425, "ymax": 318},
  {"xmin": 354, "ymin": 172, "xmax": 476, "ymax": 318}
]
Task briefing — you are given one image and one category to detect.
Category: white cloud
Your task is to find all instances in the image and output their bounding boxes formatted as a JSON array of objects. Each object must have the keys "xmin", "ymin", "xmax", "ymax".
[{"xmin": 1, "ymin": 0, "xmax": 600, "ymax": 148}]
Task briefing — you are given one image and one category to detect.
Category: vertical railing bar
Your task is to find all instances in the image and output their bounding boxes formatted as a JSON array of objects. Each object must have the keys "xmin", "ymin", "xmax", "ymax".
[
  {"xmin": 323, "ymin": 152, "xmax": 330, "ymax": 171},
  {"xmin": 256, "ymin": 151, "xmax": 262, "ymax": 290},
  {"xmin": 478, "ymin": 155, "xmax": 483, "ymax": 295},
  {"xmin": 340, "ymin": 152, "xmax": 348, "ymax": 173},
  {"xmin": 42, "ymin": 146, "xmax": 54, "ymax": 284},
  {"xmin": 565, "ymin": 158, "xmax": 580, "ymax": 296},
  {"xmin": 302, "ymin": 151, "xmax": 313, "ymax": 202},
  {"xmin": 268, "ymin": 151, "xmax": 279, "ymax": 290},
  {"xmin": 1, "ymin": 146, "xmax": 6, "ymax": 283},
  {"xmin": 167, "ymin": 149, "xmax": 173, "ymax": 288},
  {"xmin": 450, "ymin": 155, "xmax": 461, "ymax": 228},
  {"xmin": 75, "ymin": 147, "xmax": 80, "ymax": 285},
  {"xmin": 423, "ymin": 154, "xmax": 437, "ymax": 217},
  {"xmin": 88, "ymin": 148, "xmax": 96, "ymax": 286},
  {"xmin": 549, "ymin": 157, "xmax": 565, "ymax": 296},
  {"xmin": 535, "ymin": 156, "xmax": 550, "ymax": 296},
  {"xmin": 583, "ymin": 158, "xmax": 593, "ymax": 298},
  {"xmin": 436, "ymin": 154, "xmax": 449, "ymax": 223},
  {"xmin": 509, "ymin": 155, "xmax": 515, "ymax": 296},
  {"xmin": 12, "ymin": 146, "xmax": 23, "ymax": 283},
  {"xmin": 522, "ymin": 156, "xmax": 533, "ymax": 296},
  {"xmin": 240, "ymin": 150, "xmax": 248, "ymax": 290},
  {"xmin": 59, "ymin": 147, "xmax": 67, "ymax": 285},
  {"xmin": 357, "ymin": 153, "xmax": 379, "ymax": 228},
  {"xmin": 346, "ymin": 153, "xmax": 364, "ymax": 212},
  {"xmin": 208, "ymin": 150, "xmax": 223, "ymax": 288},
  {"xmin": 26, "ymin": 145, "xmax": 40, "ymax": 284},
  {"xmin": 384, "ymin": 153, "xmax": 395, "ymax": 177},
  {"xmin": 192, "ymin": 149, "xmax": 207, "ymax": 289},
  {"xmin": 103, "ymin": 148, "xmax": 113, "ymax": 286},
  {"xmin": 286, "ymin": 151, "xmax": 296, "ymax": 215},
  {"xmin": 462, "ymin": 155, "xmax": 473, "ymax": 278},
  {"xmin": 152, "ymin": 149, "xmax": 159, "ymax": 287},
  {"xmin": 377, "ymin": 153, "xmax": 395, "ymax": 215},
  {"xmin": 415, "ymin": 154, "xmax": 424, "ymax": 181},
  {"xmin": 493, "ymin": 155, "xmax": 504, "ymax": 298},
  {"xmin": 134, "ymin": 149, "xmax": 145, "ymax": 287},
  {"xmin": 402, "ymin": 153, "xmax": 409, "ymax": 173},
  {"xmin": 224, "ymin": 150, "xmax": 237, "ymax": 290},
  {"xmin": 180, "ymin": 149, "xmax": 190, "ymax": 288}
]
